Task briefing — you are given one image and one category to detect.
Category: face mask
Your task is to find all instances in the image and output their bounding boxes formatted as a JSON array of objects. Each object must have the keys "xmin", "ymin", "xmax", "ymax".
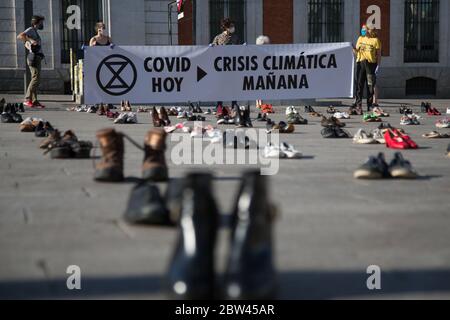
[
  {"xmin": 361, "ymin": 29, "xmax": 366, "ymax": 36},
  {"xmin": 228, "ymin": 27, "xmax": 235, "ymax": 34}
]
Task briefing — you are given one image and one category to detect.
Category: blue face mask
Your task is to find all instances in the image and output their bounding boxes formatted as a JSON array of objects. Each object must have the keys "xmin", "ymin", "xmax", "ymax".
[{"xmin": 361, "ymin": 29, "xmax": 367, "ymax": 36}]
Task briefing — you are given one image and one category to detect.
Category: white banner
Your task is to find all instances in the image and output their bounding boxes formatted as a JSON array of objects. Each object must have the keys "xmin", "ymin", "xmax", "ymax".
[{"xmin": 84, "ymin": 43, "xmax": 354, "ymax": 104}]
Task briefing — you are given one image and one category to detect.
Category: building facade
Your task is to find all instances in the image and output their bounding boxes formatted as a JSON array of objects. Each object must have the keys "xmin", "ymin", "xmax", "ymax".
[{"xmin": 1, "ymin": 0, "xmax": 449, "ymax": 98}]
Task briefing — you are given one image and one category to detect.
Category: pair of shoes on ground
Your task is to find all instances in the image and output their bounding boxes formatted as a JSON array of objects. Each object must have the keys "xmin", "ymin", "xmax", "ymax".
[
  {"xmin": 120, "ymin": 100, "xmax": 133, "ymax": 112},
  {"xmin": 24, "ymin": 100, "xmax": 45, "ymax": 108},
  {"xmin": 264, "ymin": 142, "xmax": 302, "ymax": 159},
  {"xmin": 333, "ymin": 111, "xmax": 350, "ymax": 119},
  {"xmin": 363, "ymin": 112, "xmax": 382, "ymax": 122},
  {"xmin": 286, "ymin": 106, "xmax": 300, "ymax": 116},
  {"xmin": 256, "ymin": 113, "xmax": 270, "ymax": 122},
  {"xmin": 1, "ymin": 106, "xmax": 23, "ymax": 124},
  {"xmin": 137, "ymin": 106, "xmax": 152, "ymax": 113},
  {"xmin": 261, "ymin": 104, "xmax": 274, "ymax": 114},
  {"xmin": 305, "ymin": 105, "xmax": 322, "ymax": 117},
  {"xmin": 400, "ymin": 114, "xmax": 421, "ymax": 125},
  {"xmin": 384, "ymin": 128, "xmax": 418, "ymax": 149},
  {"xmin": 96, "ymin": 103, "xmax": 112, "ymax": 116},
  {"xmin": 353, "ymin": 128, "xmax": 385, "ymax": 144},
  {"xmin": 113, "ymin": 112, "xmax": 138, "ymax": 124},
  {"xmin": 354, "ymin": 152, "xmax": 418, "ymax": 179},
  {"xmin": 34, "ymin": 121, "xmax": 55, "ymax": 137},
  {"xmin": 326, "ymin": 106, "xmax": 338, "ymax": 114},
  {"xmin": 287, "ymin": 113, "xmax": 308, "ymax": 125},
  {"xmin": 422, "ymin": 131, "xmax": 450, "ymax": 139},
  {"xmin": 421, "ymin": 102, "xmax": 442, "ymax": 116},
  {"xmin": 152, "ymin": 106, "xmax": 171, "ymax": 127},
  {"xmin": 349, "ymin": 105, "xmax": 363, "ymax": 116},
  {"xmin": 266, "ymin": 120, "xmax": 295, "ymax": 134},
  {"xmin": 40, "ymin": 130, "xmax": 93, "ymax": 159},
  {"xmin": 321, "ymin": 126, "xmax": 351, "ymax": 138},
  {"xmin": 399, "ymin": 105, "xmax": 413, "ymax": 115},
  {"xmin": 372, "ymin": 106, "xmax": 389, "ymax": 117},
  {"xmin": 189, "ymin": 102, "xmax": 203, "ymax": 114},
  {"xmin": 0, "ymin": 102, "xmax": 25, "ymax": 114},
  {"xmin": 161, "ymin": 171, "xmax": 277, "ymax": 299},
  {"xmin": 435, "ymin": 118, "xmax": 450, "ymax": 129},
  {"xmin": 321, "ymin": 116, "xmax": 345, "ymax": 128},
  {"xmin": 94, "ymin": 128, "xmax": 168, "ymax": 182},
  {"xmin": 19, "ymin": 117, "xmax": 43, "ymax": 131},
  {"xmin": 233, "ymin": 104, "xmax": 252, "ymax": 128}
]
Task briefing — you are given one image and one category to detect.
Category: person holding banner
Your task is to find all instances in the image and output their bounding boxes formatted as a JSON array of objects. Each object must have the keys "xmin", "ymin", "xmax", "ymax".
[
  {"xmin": 255, "ymin": 35, "xmax": 271, "ymax": 110},
  {"xmin": 355, "ymin": 24, "xmax": 381, "ymax": 111},
  {"xmin": 89, "ymin": 22, "xmax": 113, "ymax": 47},
  {"xmin": 212, "ymin": 18, "xmax": 241, "ymax": 113}
]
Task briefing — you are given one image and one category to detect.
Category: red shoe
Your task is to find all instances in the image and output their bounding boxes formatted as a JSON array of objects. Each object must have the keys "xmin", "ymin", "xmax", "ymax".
[
  {"xmin": 33, "ymin": 101, "xmax": 45, "ymax": 108},
  {"xmin": 432, "ymin": 108, "xmax": 441, "ymax": 116},
  {"xmin": 392, "ymin": 128, "xmax": 418, "ymax": 149},
  {"xmin": 384, "ymin": 129, "xmax": 409, "ymax": 149},
  {"xmin": 216, "ymin": 104, "xmax": 224, "ymax": 118},
  {"xmin": 24, "ymin": 100, "xmax": 34, "ymax": 108}
]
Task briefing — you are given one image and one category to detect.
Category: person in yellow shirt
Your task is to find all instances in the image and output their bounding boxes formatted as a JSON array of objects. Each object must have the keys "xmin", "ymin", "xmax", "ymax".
[
  {"xmin": 352, "ymin": 25, "xmax": 369, "ymax": 113},
  {"xmin": 355, "ymin": 24, "xmax": 381, "ymax": 111}
]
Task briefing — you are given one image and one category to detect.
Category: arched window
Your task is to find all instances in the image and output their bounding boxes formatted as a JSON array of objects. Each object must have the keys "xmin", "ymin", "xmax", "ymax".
[{"xmin": 406, "ymin": 77, "xmax": 436, "ymax": 96}]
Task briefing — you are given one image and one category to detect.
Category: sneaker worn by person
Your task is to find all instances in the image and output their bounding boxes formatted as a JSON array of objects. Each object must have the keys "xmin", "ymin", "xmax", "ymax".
[
  {"xmin": 354, "ymin": 153, "xmax": 389, "ymax": 179},
  {"xmin": 223, "ymin": 171, "xmax": 277, "ymax": 299},
  {"xmin": 33, "ymin": 101, "xmax": 45, "ymax": 108},
  {"xmin": 142, "ymin": 129, "xmax": 168, "ymax": 182},
  {"xmin": 388, "ymin": 152, "xmax": 418, "ymax": 179},
  {"xmin": 165, "ymin": 172, "xmax": 218, "ymax": 299},
  {"xmin": 94, "ymin": 128, "xmax": 125, "ymax": 182},
  {"xmin": 24, "ymin": 100, "xmax": 34, "ymax": 108}
]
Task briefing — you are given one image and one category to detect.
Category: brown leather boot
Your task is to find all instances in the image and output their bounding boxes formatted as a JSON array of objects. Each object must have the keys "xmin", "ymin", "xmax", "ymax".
[
  {"xmin": 94, "ymin": 128, "xmax": 124, "ymax": 182},
  {"xmin": 40, "ymin": 130, "xmax": 61, "ymax": 149},
  {"xmin": 142, "ymin": 128, "xmax": 168, "ymax": 181}
]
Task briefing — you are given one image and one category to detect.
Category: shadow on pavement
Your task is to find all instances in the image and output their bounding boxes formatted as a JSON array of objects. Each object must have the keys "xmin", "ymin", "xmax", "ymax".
[{"xmin": 1, "ymin": 269, "xmax": 450, "ymax": 299}]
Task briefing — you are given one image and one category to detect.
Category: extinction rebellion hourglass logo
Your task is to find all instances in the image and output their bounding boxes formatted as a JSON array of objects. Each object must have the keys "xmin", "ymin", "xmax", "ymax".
[{"xmin": 96, "ymin": 54, "xmax": 137, "ymax": 96}]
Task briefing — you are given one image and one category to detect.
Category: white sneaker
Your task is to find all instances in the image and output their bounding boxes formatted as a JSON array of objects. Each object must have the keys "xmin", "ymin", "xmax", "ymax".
[
  {"xmin": 125, "ymin": 112, "xmax": 137, "ymax": 124},
  {"xmin": 190, "ymin": 126, "xmax": 204, "ymax": 138},
  {"xmin": 280, "ymin": 142, "xmax": 302, "ymax": 158},
  {"xmin": 285, "ymin": 106, "xmax": 294, "ymax": 116},
  {"xmin": 447, "ymin": 108, "xmax": 450, "ymax": 115},
  {"xmin": 371, "ymin": 128, "xmax": 385, "ymax": 144},
  {"xmin": 353, "ymin": 129, "xmax": 376, "ymax": 144},
  {"xmin": 263, "ymin": 143, "xmax": 285, "ymax": 158},
  {"xmin": 334, "ymin": 112, "xmax": 350, "ymax": 119},
  {"xmin": 205, "ymin": 129, "xmax": 222, "ymax": 144},
  {"xmin": 114, "ymin": 112, "xmax": 127, "ymax": 124}
]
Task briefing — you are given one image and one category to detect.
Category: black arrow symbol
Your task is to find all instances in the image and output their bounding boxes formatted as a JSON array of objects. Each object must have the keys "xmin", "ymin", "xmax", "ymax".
[{"xmin": 197, "ymin": 66, "xmax": 207, "ymax": 82}]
